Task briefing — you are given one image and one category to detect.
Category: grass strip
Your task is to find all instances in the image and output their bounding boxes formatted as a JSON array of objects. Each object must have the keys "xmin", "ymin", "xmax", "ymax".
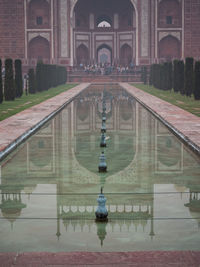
[
  {"xmin": 132, "ymin": 83, "xmax": 200, "ymax": 117},
  {"xmin": 0, "ymin": 84, "xmax": 77, "ymax": 121}
]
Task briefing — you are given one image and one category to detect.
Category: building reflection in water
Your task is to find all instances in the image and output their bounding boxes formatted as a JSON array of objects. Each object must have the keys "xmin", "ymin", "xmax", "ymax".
[{"xmin": 0, "ymin": 84, "xmax": 200, "ymax": 247}]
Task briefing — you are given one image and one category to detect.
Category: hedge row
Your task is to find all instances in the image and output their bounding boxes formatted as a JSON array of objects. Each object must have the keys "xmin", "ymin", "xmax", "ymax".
[
  {"xmin": 0, "ymin": 58, "xmax": 23, "ymax": 103},
  {"xmin": 28, "ymin": 61, "xmax": 67, "ymax": 94},
  {"xmin": 148, "ymin": 58, "xmax": 200, "ymax": 100}
]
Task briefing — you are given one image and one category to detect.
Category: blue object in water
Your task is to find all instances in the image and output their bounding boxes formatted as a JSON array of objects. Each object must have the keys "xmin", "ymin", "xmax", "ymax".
[
  {"xmin": 100, "ymin": 132, "xmax": 106, "ymax": 147},
  {"xmin": 95, "ymin": 187, "xmax": 108, "ymax": 221},
  {"xmin": 98, "ymin": 151, "xmax": 107, "ymax": 172}
]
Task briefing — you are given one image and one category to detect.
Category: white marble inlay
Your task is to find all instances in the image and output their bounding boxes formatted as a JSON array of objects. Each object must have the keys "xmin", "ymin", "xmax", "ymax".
[
  {"xmin": 28, "ymin": 32, "xmax": 50, "ymax": 42},
  {"xmin": 141, "ymin": 0, "xmax": 149, "ymax": 57},
  {"xmin": 60, "ymin": 0, "xmax": 68, "ymax": 57},
  {"xmin": 159, "ymin": 31, "xmax": 181, "ymax": 41}
]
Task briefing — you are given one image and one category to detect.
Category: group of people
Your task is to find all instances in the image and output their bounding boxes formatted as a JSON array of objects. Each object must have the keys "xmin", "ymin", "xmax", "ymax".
[{"xmin": 77, "ymin": 62, "xmax": 135, "ymax": 75}]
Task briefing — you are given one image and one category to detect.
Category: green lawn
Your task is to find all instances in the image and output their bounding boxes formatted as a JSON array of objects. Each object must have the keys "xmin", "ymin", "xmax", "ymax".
[
  {"xmin": 132, "ymin": 83, "xmax": 200, "ymax": 117},
  {"xmin": 0, "ymin": 84, "xmax": 77, "ymax": 121}
]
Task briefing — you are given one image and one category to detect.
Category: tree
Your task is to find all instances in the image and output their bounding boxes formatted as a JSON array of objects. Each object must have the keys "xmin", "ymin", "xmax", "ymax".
[
  {"xmin": 173, "ymin": 60, "xmax": 179, "ymax": 93},
  {"xmin": 194, "ymin": 61, "xmax": 200, "ymax": 100},
  {"xmin": 28, "ymin": 68, "xmax": 36, "ymax": 94},
  {"xmin": 4, "ymin": 58, "xmax": 15, "ymax": 101},
  {"xmin": 149, "ymin": 65, "xmax": 153, "ymax": 86},
  {"xmin": 143, "ymin": 66, "xmax": 147, "ymax": 85},
  {"xmin": 141, "ymin": 66, "xmax": 144, "ymax": 83},
  {"xmin": 166, "ymin": 62, "xmax": 173, "ymax": 91},
  {"xmin": 0, "ymin": 59, "xmax": 3, "ymax": 104},
  {"xmin": 173, "ymin": 60, "xmax": 184, "ymax": 94},
  {"xmin": 178, "ymin": 60, "xmax": 185, "ymax": 95},
  {"xmin": 36, "ymin": 60, "xmax": 43, "ymax": 92},
  {"xmin": 15, "ymin": 59, "xmax": 23, "ymax": 97},
  {"xmin": 184, "ymin": 57, "xmax": 194, "ymax": 97}
]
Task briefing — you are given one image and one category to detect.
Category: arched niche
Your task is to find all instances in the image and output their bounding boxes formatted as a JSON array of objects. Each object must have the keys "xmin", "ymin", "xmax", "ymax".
[
  {"xmin": 120, "ymin": 44, "xmax": 132, "ymax": 66},
  {"xmin": 27, "ymin": 0, "xmax": 50, "ymax": 28},
  {"xmin": 159, "ymin": 35, "xmax": 181, "ymax": 60},
  {"xmin": 158, "ymin": 0, "xmax": 182, "ymax": 28},
  {"xmin": 28, "ymin": 36, "xmax": 50, "ymax": 62},
  {"xmin": 76, "ymin": 44, "xmax": 89, "ymax": 65}
]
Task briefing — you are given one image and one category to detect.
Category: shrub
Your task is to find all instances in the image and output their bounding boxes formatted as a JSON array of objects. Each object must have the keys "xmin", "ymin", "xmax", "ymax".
[
  {"xmin": 28, "ymin": 68, "xmax": 36, "ymax": 94},
  {"xmin": 166, "ymin": 61, "xmax": 173, "ymax": 91},
  {"xmin": 149, "ymin": 65, "xmax": 153, "ymax": 86},
  {"xmin": 15, "ymin": 59, "xmax": 23, "ymax": 97},
  {"xmin": 160, "ymin": 64, "xmax": 166, "ymax": 90},
  {"xmin": 4, "ymin": 58, "xmax": 15, "ymax": 101},
  {"xmin": 184, "ymin": 57, "xmax": 194, "ymax": 97},
  {"xmin": 194, "ymin": 61, "xmax": 200, "ymax": 100},
  {"xmin": 173, "ymin": 60, "xmax": 179, "ymax": 93},
  {"xmin": 0, "ymin": 59, "xmax": 3, "ymax": 104},
  {"xmin": 36, "ymin": 61, "xmax": 43, "ymax": 92},
  {"xmin": 177, "ymin": 60, "xmax": 185, "ymax": 95},
  {"xmin": 143, "ymin": 66, "xmax": 147, "ymax": 85}
]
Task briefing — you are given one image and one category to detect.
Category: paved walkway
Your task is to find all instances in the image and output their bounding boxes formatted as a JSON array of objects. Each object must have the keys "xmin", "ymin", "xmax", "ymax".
[
  {"xmin": 0, "ymin": 251, "xmax": 200, "ymax": 266},
  {"xmin": 120, "ymin": 83, "xmax": 200, "ymax": 155},
  {"xmin": 0, "ymin": 83, "xmax": 90, "ymax": 160}
]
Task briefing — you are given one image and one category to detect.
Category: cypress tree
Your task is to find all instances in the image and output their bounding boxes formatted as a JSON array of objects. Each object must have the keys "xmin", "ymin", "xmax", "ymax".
[
  {"xmin": 140, "ymin": 66, "xmax": 144, "ymax": 82},
  {"xmin": 194, "ymin": 61, "xmax": 200, "ymax": 100},
  {"xmin": 143, "ymin": 66, "xmax": 147, "ymax": 84},
  {"xmin": 156, "ymin": 64, "xmax": 161, "ymax": 89},
  {"xmin": 152, "ymin": 64, "xmax": 157, "ymax": 87},
  {"xmin": 149, "ymin": 65, "xmax": 153, "ymax": 86},
  {"xmin": 166, "ymin": 62, "xmax": 173, "ymax": 91},
  {"xmin": 173, "ymin": 60, "xmax": 179, "ymax": 92},
  {"xmin": 15, "ymin": 59, "xmax": 23, "ymax": 97},
  {"xmin": 178, "ymin": 60, "xmax": 185, "ymax": 95},
  {"xmin": 184, "ymin": 57, "xmax": 194, "ymax": 97},
  {"xmin": 0, "ymin": 59, "xmax": 3, "ymax": 104},
  {"xmin": 28, "ymin": 68, "xmax": 36, "ymax": 94},
  {"xmin": 160, "ymin": 63, "xmax": 164, "ymax": 90},
  {"xmin": 36, "ymin": 61, "xmax": 44, "ymax": 92},
  {"xmin": 4, "ymin": 58, "xmax": 15, "ymax": 101}
]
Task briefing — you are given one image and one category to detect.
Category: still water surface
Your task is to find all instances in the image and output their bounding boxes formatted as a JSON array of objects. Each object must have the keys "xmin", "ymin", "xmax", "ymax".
[{"xmin": 0, "ymin": 84, "xmax": 200, "ymax": 252}]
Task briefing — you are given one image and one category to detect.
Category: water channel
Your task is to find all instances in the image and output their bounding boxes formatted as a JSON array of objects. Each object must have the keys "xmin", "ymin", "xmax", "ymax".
[{"xmin": 0, "ymin": 84, "xmax": 200, "ymax": 252}]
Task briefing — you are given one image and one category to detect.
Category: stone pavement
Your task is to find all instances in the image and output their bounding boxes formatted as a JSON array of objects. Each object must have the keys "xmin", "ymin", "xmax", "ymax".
[
  {"xmin": 120, "ymin": 83, "xmax": 200, "ymax": 155},
  {"xmin": 0, "ymin": 83, "xmax": 90, "ymax": 160},
  {"xmin": 0, "ymin": 251, "xmax": 200, "ymax": 266}
]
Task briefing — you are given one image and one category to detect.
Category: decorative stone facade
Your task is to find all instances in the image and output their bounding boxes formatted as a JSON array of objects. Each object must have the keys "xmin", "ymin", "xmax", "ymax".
[{"xmin": 0, "ymin": 0, "xmax": 200, "ymax": 68}]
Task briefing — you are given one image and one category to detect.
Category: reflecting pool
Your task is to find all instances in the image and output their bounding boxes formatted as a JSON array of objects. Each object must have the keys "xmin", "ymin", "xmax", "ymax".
[{"xmin": 0, "ymin": 84, "xmax": 200, "ymax": 252}]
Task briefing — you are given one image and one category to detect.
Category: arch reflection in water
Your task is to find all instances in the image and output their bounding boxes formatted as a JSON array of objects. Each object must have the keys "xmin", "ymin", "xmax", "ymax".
[{"xmin": 0, "ymin": 84, "xmax": 200, "ymax": 251}]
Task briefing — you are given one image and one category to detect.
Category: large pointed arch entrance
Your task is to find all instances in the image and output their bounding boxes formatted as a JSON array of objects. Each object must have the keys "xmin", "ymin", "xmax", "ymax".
[{"xmin": 70, "ymin": 0, "xmax": 138, "ymax": 66}]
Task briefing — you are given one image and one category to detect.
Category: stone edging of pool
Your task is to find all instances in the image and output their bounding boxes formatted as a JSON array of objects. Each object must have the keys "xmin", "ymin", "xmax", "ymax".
[
  {"xmin": 0, "ymin": 83, "xmax": 90, "ymax": 161},
  {"xmin": 120, "ymin": 83, "xmax": 200, "ymax": 156},
  {"xmin": 0, "ymin": 251, "xmax": 200, "ymax": 266}
]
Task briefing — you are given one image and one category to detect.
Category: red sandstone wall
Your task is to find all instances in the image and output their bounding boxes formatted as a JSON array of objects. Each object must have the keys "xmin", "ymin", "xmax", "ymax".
[
  {"xmin": 184, "ymin": 0, "xmax": 200, "ymax": 59},
  {"xmin": 0, "ymin": 0, "xmax": 25, "ymax": 60}
]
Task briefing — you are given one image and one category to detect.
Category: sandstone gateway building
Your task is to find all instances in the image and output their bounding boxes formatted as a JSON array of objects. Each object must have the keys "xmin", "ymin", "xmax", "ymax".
[{"xmin": 0, "ymin": 0, "xmax": 200, "ymax": 70}]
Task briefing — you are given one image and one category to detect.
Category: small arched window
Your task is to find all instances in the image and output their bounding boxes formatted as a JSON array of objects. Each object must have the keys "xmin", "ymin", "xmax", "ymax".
[
  {"xmin": 98, "ymin": 21, "xmax": 111, "ymax": 27},
  {"xmin": 97, "ymin": 15, "xmax": 112, "ymax": 28}
]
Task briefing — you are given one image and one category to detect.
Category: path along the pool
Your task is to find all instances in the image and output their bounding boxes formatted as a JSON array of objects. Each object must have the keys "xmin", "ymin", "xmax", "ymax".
[
  {"xmin": 120, "ymin": 83, "xmax": 200, "ymax": 155},
  {"xmin": 0, "ymin": 83, "xmax": 90, "ymax": 160}
]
